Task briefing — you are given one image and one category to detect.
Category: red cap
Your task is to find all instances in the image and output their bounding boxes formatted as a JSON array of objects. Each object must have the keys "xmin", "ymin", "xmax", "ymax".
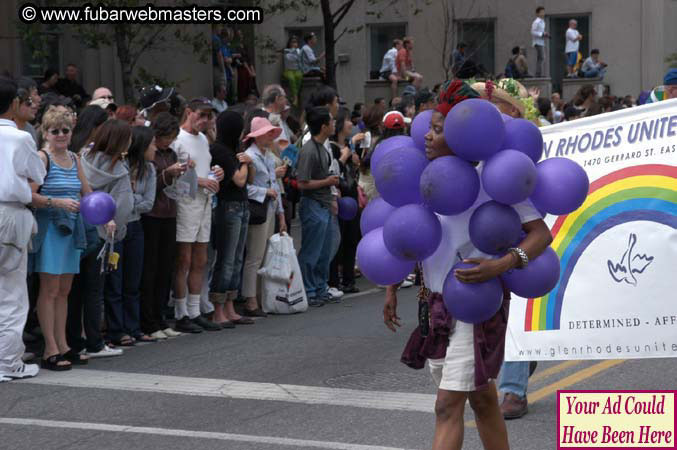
[{"xmin": 383, "ymin": 111, "xmax": 406, "ymax": 129}]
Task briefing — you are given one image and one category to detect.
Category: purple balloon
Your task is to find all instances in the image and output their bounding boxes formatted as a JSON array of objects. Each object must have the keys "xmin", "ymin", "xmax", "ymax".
[
  {"xmin": 338, "ymin": 197, "xmax": 358, "ymax": 220},
  {"xmin": 370, "ymin": 136, "xmax": 416, "ymax": 172},
  {"xmin": 443, "ymin": 262, "xmax": 503, "ymax": 324},
  {"xmin": 501, "ymin": 113, "xmax": 514, "ymax": 123},
  {"xmin": 469, "ymin": 201, "xmax": 522, "ymax": 255},
  {"xmin": 81, "ymin": 191, "xmax": 116, "ymax": 225},
  {"xmin": 383, "ymin": 204, "xmax": 442, "ymax": 261},
  {"xmin": 373, "ymin": 146, "xmax": 428, "ymax": 207},
  {"xmin": 410, "ymin": 109, "xmax": 433, "ymax": 152},
  {"xmin": 360, "ymin": 197, "xmax": 397, "ymax": 235},
  {"xmin": 482, "ymin": 150, "xmax": 537, "ymax": 205},
  {"xmin": 501, "ymin": 247, "xmax": 560, "ymax": 298},
  {"xmin": 420, "ymin": 156, "xmax": 480, "ymax": 215},
  {"xmin": 444, "ymin": 98, "xmax": 505, "ymax": 161},
  {"xmin": 357, "ymin": 228, "xmax": 416, "ymax": 285},
  {"xmin": 530, "ymin": 158, "xmax": 590, "ymax": 215},
  {"xmin": 502, "ymin": 118, "xmax": 544, "ymax": 163}
]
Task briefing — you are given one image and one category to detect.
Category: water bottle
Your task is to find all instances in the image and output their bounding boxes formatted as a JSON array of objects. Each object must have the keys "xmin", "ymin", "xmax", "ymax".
[{"xmin": 206, "ymin": 167, "xmax": 219, "ymax": 208}]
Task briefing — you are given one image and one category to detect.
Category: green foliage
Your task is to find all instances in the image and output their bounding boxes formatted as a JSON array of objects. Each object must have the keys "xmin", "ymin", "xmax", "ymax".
[{"xmin": 666, "ymin": 53, "xmax": 677, "ymax": 69}]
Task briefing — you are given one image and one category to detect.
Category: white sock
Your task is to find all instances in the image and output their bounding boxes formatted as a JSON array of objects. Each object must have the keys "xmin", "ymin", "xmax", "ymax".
[
  {"xmin": 187, "ymin": 294, "xmax": 201, "ymax": 319},
  {"xmin": 173, "ymin": 297, "xmax": 188, "ymax": 320}
]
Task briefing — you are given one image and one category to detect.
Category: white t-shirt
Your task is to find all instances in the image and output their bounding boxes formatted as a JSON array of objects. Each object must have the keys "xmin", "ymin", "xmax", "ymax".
[
  {"xmin": 565, "ymin": 28, "xmax": 580, "ymax": 53},
  {"xmin": 173, "ymin": 129, "xmax": 211, "ymax": 178},
  {"xmin": 531, "ymin": 17, "xmax": 546, "ymax": 47},
  {"xmin": 421, "ymin": 164, "xmax": 541, "ymax": 294},
  {"xmin": 380, "ymin": 47, "xmax": 399, "ymax": 74},
  {"xmin": 0, "ymin": 119, "xmax": 45, "ymax": 204}
]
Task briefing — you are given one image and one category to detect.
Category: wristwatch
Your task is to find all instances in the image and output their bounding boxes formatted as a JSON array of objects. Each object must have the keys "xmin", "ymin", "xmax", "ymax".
[
  {"xmin": 508, "ymin": 247, "xmax": 529, "ymax": 269},
  {"xmin": 46, "ymin": 197, "xmax": 52, "ymax": 208}
]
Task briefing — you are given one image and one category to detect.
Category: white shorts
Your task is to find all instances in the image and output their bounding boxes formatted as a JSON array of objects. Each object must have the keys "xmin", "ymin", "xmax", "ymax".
[
  {"xmin": 176, "ymin": 193, "xmax": 212, "ymax": 243},
  {"xmin": 428, "ymin": 320, "xmax": 476, "ymax": 392}
]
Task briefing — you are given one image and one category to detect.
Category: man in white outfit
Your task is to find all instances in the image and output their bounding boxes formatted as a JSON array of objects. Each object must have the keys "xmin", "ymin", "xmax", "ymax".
[
  {"xmin": 565, "ymin": 19, "xmax": 583, "ymax": 77},
  {"xmin": 0, "ymin": 77, "xmax": 46, "ymax": 382},
  {"xmin": 531, "ymin": 6, "xmax": 549, "ymax": 77}
]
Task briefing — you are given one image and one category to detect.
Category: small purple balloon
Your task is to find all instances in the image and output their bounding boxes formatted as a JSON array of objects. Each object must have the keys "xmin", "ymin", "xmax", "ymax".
[
  {"xmin": 338, "ymin": 197, "xmax": 358, "ymax": 220},
  {"xmin": 357, "ymin": 228, "xmax": 416, "ymax": 286},
  {"xmin": 530, "ymin": 158, "xmax": 589, "ymax": 215},
  {"xmin": 502, "ymin": 118, "xmax": 544, "ymax": 163},
  {"xmin": 383, "ymin": 204, "xmax": 442, "ymax": 261},
  {"xmin": 444, "ymin": 98, "xmax": 505, "ymax": 161},
  {"xmin": 501, "ymin": 247, "xmax": 560, "ymax": 298},
  {"xmin": 420, "ymin": 156, "xmax": 480, "ymax": 215},
  {"xmin": 360, "ymin": 197, "xmax": 397, "ymax": 235},
  {"xmin": 410, "ymin": 109, "xmax": 433, "ymax": 152},
  {"xmin": 469, "ymin": 201, "xmax": 522, "ymax": 255},
  {"xmin": 373, "ymin": 146, "xmax": 428, "ymax": 207},
  {"xmin": 481, "ymin": 150, "xmax": 537, "ymax": 205},
  {"xmin": 443, "ymin": 262, "xmax": 503, "ymax": 324},
  {"xmin": 370, "ymin": 136, "xmax": 416, "ymax": 172},
  {"xmin": 81, "ymin": 191, "xmax": 116, "ymax": 225}
]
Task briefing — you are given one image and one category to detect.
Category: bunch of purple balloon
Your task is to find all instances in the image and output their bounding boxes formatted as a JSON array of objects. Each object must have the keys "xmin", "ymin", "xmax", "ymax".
[{"xmin": 357, "ymin": 98, "xmax": 590, "ymax": 323}]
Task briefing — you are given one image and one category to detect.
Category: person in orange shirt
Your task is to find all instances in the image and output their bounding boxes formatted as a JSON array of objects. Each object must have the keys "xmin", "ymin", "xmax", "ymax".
[{"xmin": 396, "ymin": 37, "xmax": 423, "ymax": 90}]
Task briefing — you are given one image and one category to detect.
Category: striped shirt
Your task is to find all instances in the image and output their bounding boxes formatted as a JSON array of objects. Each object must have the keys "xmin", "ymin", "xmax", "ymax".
[{"xmin": 40, "ymin": 151, "xmax": 81, "ymax": 220}]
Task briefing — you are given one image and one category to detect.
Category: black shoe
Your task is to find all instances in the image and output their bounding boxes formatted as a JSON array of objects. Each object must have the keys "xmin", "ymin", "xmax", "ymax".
[
  {"xmin": 529, "ymin": 361, "xmax": 538, "ymax": 377},
  {"xmin": 174, "ymin": 316, "xmax": 203, "ymax": 334},
  {"xmin": 340, "ymin": 284, "xmax": 360, "ymax": 294},
  {"xmin": 192, "ymin": 315, "xmax": 222, "ymax": 331}
]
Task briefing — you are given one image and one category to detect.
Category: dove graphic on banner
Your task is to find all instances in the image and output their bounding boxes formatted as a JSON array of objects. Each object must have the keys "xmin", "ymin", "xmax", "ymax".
[{"xmin": 607, "ymin": 233, "xmax": 654, "ymax": 286}]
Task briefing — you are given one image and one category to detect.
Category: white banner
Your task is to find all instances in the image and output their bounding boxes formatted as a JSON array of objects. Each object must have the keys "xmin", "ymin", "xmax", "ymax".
[{"xmin": 505, "ymin": 99, "xmax": 677, "ymax": 361}]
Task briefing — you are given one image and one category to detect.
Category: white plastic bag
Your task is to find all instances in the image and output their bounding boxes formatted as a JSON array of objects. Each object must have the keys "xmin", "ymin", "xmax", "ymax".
[{"xmin": 258, "ymin": 233, "xmax": 308, "ymax": 314}]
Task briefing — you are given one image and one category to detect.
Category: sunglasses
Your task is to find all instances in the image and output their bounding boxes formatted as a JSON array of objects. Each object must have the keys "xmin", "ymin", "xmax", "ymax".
[
  {"xmin": 49, "ymin": 128, "xmax": 71, "ymax": 136},
  {"xmin": 199, "ymin": 111, "xmax": 214, "ymax": 119}
]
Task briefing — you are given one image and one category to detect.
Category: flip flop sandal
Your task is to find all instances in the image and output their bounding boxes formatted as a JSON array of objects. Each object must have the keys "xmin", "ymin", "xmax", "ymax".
[
  {"xmin": 62, "ymin": 349, "xmax": 88, "ymax": 365},
  {"xmin": 134, "ymin": 334, "xmax": 158, "ymax": 343},
  {"xmin": 112, "ymin": 336, "xmax": 136, "ymax": 347},
  {"xmin": 41, "ymin": 354, "xmax": 72, "ymax": 371},
  {"xmin": 231, "ymin": 317, "xmax": 255, "ymax": 325}
]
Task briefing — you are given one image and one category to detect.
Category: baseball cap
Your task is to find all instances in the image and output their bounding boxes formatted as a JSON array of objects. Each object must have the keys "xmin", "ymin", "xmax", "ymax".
[
  {"xmin": 383, "ymin": 110, "xmax": 406, "ymax": 129},
  {"xmin": 187, "ymin": 97, "xmax": 217, "ymax": 112}
]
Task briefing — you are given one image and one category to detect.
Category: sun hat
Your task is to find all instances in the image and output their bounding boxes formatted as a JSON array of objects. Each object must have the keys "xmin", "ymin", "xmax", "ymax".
[
  {"xmin": 244, "ymin": 117, "xmax": 282, "ymax": 140},
  {"xmin": 383, "ymin": 110, "xmax": 406, "ymax": 129},
  {"xmin": 139, "ymin": 85, "xmax": 174, "ymax": 111},
  {"xmin": 471, "ymin": 79, "xmax": 527, "ymax": 117}
]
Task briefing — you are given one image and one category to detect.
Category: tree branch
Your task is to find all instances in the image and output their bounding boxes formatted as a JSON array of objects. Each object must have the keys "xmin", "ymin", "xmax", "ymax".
[
  {"xmin": 331, "ymin": 1, "xmax": 351, "ymax": 22},
  {"xmin": 332, "ymin": 0, "xmax": 355, "ymax": 28},
  {"xmin": 334, "ymin": 27, "xmax": 348, "ymax": 44},
  {"xmin": 129, "ymin": 26, "xmax": 166, "ymax": 73}
]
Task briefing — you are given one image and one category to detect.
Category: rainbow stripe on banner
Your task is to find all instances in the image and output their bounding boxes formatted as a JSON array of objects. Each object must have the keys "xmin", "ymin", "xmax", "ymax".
[{"xmin": 525, "ymin": 164, "xmax": 677, "ymax": 332}]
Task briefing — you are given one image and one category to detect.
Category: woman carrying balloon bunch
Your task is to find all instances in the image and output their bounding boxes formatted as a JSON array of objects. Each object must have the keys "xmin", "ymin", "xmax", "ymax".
[{"xmin": 383, "ymin": 80, "xmax": 553, "ymax": 450}]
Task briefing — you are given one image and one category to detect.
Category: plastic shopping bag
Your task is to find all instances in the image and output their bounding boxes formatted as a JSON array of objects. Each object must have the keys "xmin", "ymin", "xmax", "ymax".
[{"xmin": 259, "ymin": 233, "xmax": 308, "ymax": 314}]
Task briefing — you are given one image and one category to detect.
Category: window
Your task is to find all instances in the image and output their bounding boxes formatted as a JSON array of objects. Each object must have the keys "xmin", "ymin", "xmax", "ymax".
[
  {"xmin": 287, "ymin": 27, "xmax": 324, "ymax": 55},
  {"xmin": 456, "ymin": 19, "xmax": 495, "ymax": 76},
  {"xmin": 369, "ymin": 23, "xmax": 407, "ymax": 79},
  {"xmin": 21, "ymin": 33, "xmax": 60, "ymax": 79}
]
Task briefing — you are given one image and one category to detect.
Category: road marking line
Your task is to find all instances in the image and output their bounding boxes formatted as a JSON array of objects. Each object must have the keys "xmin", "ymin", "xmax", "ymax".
[
  {"xmin": 465, "ymin": 359, "xmax": 626, "ymax": 428},
  {"xmin": 20, "ymin": 369, "xmax": 436, "ymax": 413},
  {"xmin": 528, "ymin": 360, "xmax": 584, "ymax": 384},
  {"xmin": 343, "ymin": 288, "xmax": 382, "ymax": 300},
  {"xmin": 0, "ymin": 418, "xmax": 420, "ymax": 450}
]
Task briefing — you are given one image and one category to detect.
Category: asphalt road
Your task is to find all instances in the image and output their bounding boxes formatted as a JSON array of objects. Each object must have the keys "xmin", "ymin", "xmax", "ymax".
[{"xmin": 1, "ymin": 275, "xmax": 675, "ymax": 450}]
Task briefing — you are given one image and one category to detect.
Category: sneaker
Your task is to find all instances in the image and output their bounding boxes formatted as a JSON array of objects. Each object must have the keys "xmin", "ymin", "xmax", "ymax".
[
  {"xmin": 4, "ymin": 363, "xmax": 39, "ymax": 379},
  {"xmin": 328, "ymin": 287, "xmax": 344, "ymax": 299},
  {"xmin": 162, "ymin": 328, "xmax": 183, "ymax": 337},
  {"xmin": 191, "ymin": 315, "xmax": 222, "ymax": 331},
  {"xmin": 150, "ymin": 330, "xmax": 169, "ymax": 340},
  {"xmin": 500, "ymin": 393, "xmax": 528, "ymax": 419},
  {"xmin": 323, "ymin": 293, "xmax": 341, "ymax": 304},
  {"xmin": 86, "ymin": 345, "xmax": 123, "ymax": 359},
  {"xmin": 340, "ymin": 284, "xmax": 360, "ymax": 294},
  {"xmin": 174, "ymin": 316, "xmax": 203, "ymax": 334},
  {"xmin": 0, "ymin": 375, "xmax": 10, "ymax": 383},
  {"xmin": 308, "ymin": 297, "xmax": 325, "ymax": 307},
  {"xmin": 399, "ymin": 280, "xmax": 414, "ymax": 289}
]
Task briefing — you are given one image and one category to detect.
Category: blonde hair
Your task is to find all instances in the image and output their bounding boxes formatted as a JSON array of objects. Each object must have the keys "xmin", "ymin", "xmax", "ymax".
[{"xmin": 41, "ymin": 106, "xmax": 74, "ymax": 137}]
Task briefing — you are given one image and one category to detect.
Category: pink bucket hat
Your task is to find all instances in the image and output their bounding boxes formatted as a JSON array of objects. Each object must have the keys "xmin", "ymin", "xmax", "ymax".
[{"xmin": 245, "ymin": 117, "xmax": 282, "ymax": 140}]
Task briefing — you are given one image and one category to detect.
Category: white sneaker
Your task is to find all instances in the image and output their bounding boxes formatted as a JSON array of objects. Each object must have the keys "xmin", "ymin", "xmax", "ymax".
[
  {"xmin": 5, "ymin": 363, "xmax": 39, "ymax": 380},
  {"xmin": 163, "ymin": 328, "xmax": 183, "ymax": 337},
  {"xmin": 399, "ymin": 280, "xmax": 414, "ymax": 289},
  {"xmin": 328, "ymin": 287, "xmax": 344, "ymax": 299},
  {"xmin": 0, "ymin": 375, "xmax": 10, "ymax": 383},
  {"xmin": 150, "ymin": 330, "xmax": 168, "ymax": 340},
  {"xmin": 87, "ymin": 345, "xmax": 123, "ymax": 358}
]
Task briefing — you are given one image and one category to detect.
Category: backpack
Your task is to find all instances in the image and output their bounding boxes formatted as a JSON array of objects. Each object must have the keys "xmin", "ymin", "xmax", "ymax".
[{"xmin": 505, "ymin": 58, "xmax": 518, "ymax": 79}]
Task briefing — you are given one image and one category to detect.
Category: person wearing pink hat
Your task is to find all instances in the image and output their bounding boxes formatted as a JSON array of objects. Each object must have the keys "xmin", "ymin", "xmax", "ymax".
[{"xmin": 241, "ymin": 115, "xmax": 287, "ymax": 317}]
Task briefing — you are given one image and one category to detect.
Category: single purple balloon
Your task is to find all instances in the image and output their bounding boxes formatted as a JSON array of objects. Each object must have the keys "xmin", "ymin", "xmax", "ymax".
[
  {"xmin": 530, "ymin": 158, "xmax": 589, "ymax": 215},
  {"xmin": 501, "ymin": 247, "xmax": 560, "ymax": 298},
  {"xmin": 360, "ymin": 197, "xmax": 397, "ymax": 235},
  {"xmin": 338, "ymin": 197, "xmax": 358, "ymax": 220},
  {"xmin": 81, "ymin": 191, "xmax": 116, "ymax": 225},
  {"xmin": 502, "ymin": 118, "xmax": 544, "ymax": 164},
  {"xmin": 469, "ymin": 201, "xmax": 522, "ymax": 255},
  {"xmin": 370, "ymin": 136, "xmax": 416, "ymax": 172},
  {"xmin": 444, "ymin": 98, "xmax": 505, "ymax": 161},
  {"xmin": 420, "ymin": 156, "xmax": 480, "ymax": 215},
  {"xmin": 482, "ymin": 150, "xmax": 537, "ymax": 205},
  {"xmin": 410, "ymin": 109, "xmax": 433, "ymax": 152},
  {"xmin": 443, "ymin": 262, "xmax": 503, "ymax": 324},
  {"xmin": 501, "ymin": 113, "xmax": 514, "ymax": 123},
  {"xmin": 383, "ymin": 204, "xmax": 442, "ymax": 261},
  {"xmin": 357, "ymin": 228, "xmax": 416, "ymax": 286},
  {"xmin": 373, "ymin": 146, "xmax": 428, "ymax": 207}
]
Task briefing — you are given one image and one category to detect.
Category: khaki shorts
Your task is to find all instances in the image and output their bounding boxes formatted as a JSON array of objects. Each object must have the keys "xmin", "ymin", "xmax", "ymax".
[
  {"xmin": 176, "ymin": 193, "xmax": 212, "ymax": 243},
  {"xmin": 428, "ymin": 320, "xmax": 476, "ymax": 392}
]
